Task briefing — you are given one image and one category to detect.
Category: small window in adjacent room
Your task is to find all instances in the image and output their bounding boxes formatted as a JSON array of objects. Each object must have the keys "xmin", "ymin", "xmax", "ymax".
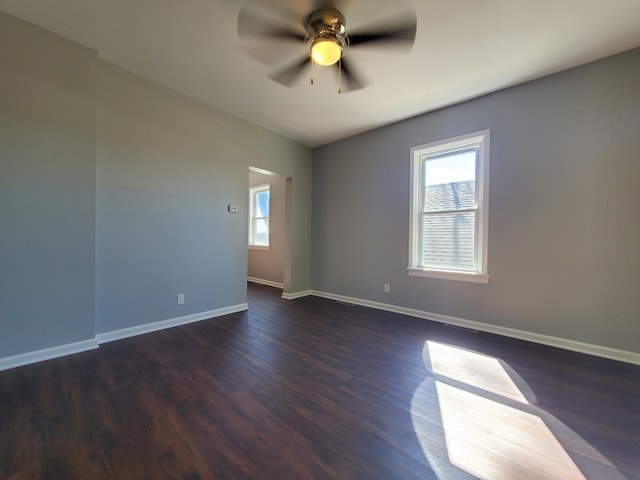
[
  {"xmin": 408, "ymin": 130, "xmax": 490, "ymax": 283},
  {"xmin": 249, "ymin": 183, "xmax": 270, "ymax": 248}
]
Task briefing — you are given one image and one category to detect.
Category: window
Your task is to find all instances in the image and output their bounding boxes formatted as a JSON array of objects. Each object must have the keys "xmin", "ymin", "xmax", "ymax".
[
  {"xmin": 249, "ymin": 183, "xmax": 270, "ymax": 248},
  {"xmin": 408, "ymin": 130, "xmax": 490, "ymax": 283}
]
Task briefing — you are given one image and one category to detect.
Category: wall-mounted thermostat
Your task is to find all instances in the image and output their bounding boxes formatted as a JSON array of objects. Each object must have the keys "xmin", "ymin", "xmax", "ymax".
[{"xmin": 227, "ymin": 205, "xmax": 239, "ymax": 213}]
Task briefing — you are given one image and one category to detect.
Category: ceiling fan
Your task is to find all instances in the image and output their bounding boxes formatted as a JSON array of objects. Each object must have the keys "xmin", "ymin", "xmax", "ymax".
[{"xmin": 237, "ymin": 1, "xmax": 417, "ymax": 93}]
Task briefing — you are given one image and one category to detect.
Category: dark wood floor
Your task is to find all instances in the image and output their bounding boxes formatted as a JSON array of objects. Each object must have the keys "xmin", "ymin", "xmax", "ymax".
[{"xmin": 1, "ymin": 283, "xmax": 639, "ymax": 479}]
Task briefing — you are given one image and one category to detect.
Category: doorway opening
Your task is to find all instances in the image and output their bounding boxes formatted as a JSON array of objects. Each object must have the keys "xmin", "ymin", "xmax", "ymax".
[{"xmin": 247, "ymin": 166, "xmax": 293, "ymax": 295}]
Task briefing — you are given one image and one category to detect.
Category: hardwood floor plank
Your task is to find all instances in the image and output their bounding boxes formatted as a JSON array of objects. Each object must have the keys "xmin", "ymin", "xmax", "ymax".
[{"xmin": 1, "ymin": 283, "xmax": 638, "ymax": 479}]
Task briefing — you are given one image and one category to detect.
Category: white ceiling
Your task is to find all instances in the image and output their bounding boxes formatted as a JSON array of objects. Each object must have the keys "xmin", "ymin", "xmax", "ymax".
[{"xmin": 2, "ymin": 0, "xmax": 640, "ymax": 148}]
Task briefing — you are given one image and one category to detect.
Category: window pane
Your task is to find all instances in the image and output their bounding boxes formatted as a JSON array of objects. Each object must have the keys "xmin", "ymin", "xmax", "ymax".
[
  {"xmin": 422, "ymin": 212, "xmax": 476, "ymax": 270},
  {"xmin": 253, "ymin": 218, "xmax": 269, "ymax": 245},
  {"xmin": 424, "ymin": 151, "xmax": 476, "ymax": 212},
  {"xmin": 255, "ymin": 191, "xmax": 269, "ymax": 217},
  {"xmin": 425, "ymin": 151, "xmax": 476, "ymax": 185},
  {"xmin": 249, "ymin": 185, "xmax": 270, "ymax": 246},
  {"xmin": 425, "ymin": 180, "xmax": 476, "ymax": 212}
]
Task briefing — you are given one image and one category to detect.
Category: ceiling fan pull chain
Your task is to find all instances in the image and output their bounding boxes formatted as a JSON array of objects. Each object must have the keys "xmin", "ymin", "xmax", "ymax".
[
  {"xmin": 338, "ymin": 58, "xmax": 342, "ymax": 94},
  {"xmin": 311, "ymin": 57, "xmax": 315, "ymax": 85}
]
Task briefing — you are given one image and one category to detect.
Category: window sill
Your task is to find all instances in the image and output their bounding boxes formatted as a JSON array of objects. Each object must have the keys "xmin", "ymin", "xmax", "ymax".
[
  {"xmin": 407, "ymin": 267, "xmax": 489, "ymax": 284},
  {"xmin": 249, "ymin": 245, "xmax": 270, "ymax": 251}
]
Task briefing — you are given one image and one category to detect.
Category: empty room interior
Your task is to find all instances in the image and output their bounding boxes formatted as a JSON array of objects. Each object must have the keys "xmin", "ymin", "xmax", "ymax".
[{"xmin": 1, "ymin": 1, "xmax": 639, "ymax": 479}]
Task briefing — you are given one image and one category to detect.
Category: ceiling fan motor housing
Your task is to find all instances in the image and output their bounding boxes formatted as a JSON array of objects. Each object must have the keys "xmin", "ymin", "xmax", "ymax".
[{"xmin": 306, "ymin": 7, "xmax": 347, "ymax": 45}]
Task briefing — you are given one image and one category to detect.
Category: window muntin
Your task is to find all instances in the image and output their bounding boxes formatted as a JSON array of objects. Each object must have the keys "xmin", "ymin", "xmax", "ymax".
[
  {"xmin": 249, "ymin": 184, "xmax": 270, "ymax": 247},
  {"xmin": 409, "ymin": 131, "xmax": 489, "ymax": 283}
]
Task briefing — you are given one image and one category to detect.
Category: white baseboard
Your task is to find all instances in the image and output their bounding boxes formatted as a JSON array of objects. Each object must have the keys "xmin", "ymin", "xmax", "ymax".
[
  {"xmin": 96, "ymin": 303, "xmax": 248, "ymax": 344},
  {"xmin": 310, "ymin": 290, "xmax": 640, "ymax": 366},
  {"xmin": 282, "ymin": 290, "xmax": 312, "ymax": 300},
  {"xmin": 5, "ymin": 294, "xmax": 636, "ymax": 371},
  {"xmin": 1, "ymin": 305, "xmax": 249, "ymax": 371},
  {"xmin": 247, "ymin": 277, "xmax": 284, "ymax": 289},
  {"xmin": 0, "ymin": 338, "xmax": 98, "ymax": 372}
]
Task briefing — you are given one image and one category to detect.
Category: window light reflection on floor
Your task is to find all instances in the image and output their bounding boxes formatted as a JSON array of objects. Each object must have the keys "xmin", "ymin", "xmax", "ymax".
[
  {"xmin": 436, "ymin": 381, "xmax": 585, "ymax": 480},
  {"xmin": 425, "ymin": 341, "xmax": 528, "ymax": 404},
  {"xmin": 410, "ymin": 341, "xmax": 626, "ymax": 480}
]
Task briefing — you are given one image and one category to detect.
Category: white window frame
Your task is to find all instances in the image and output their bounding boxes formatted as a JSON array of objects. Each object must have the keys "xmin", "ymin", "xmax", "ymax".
[
  {"xmin": 408, "ymin": 130, "xmax": 490, "ymax": 283},
  {"xmin": 249, "ymin": 183, "xmax": 270, "ymax": 249}
]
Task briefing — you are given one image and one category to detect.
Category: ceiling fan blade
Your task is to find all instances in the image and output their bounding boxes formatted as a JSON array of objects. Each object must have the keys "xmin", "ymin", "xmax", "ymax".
[
  {"xmin": 238, "ymin": 6, "xmax": 307, "ymax": 42},
  {"xmin": 348, "ymin": 13, "xmax": 417, "ymax": 48},
  {"xmin": 269, "ymin": 55, "xmax": 312, "ymax": 87},
  {"xmin": 339, "ymin": 57, "xmax": 368, "ymax": 92}
]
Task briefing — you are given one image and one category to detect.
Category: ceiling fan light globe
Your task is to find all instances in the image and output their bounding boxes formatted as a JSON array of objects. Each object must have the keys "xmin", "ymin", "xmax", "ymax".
[{"xmin": 311, "ymin": 39, "xmax": 342, "ymax": 66}]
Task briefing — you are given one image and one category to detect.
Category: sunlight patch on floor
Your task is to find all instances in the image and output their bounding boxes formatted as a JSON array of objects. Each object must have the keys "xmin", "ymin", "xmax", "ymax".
[
  {"xmin": 436, "ymin": 381, "xmax": 586, "ymax": 480},
  {"xmin": 425, "ymin": 341, "xmax": 528, "ymax": 403},
  {"xmin": 409, "ymin": 341, "xmax": 621, "ymax": 480}
]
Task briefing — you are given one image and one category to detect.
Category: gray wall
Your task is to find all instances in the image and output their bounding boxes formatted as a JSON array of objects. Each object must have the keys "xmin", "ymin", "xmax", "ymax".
[
  {"xmin": 247, "ymin": 170, "xmax": 286, "ymax": 284},
  {"xmin": 0, "ymin": 12, "xmax": 97, "ymax": 357},
  {"xmin": 0, "ymin": 10, "xmax": 312, "ymax": 360},
  {"xmin": 312, "ymin": 48, "xmax": 640, "ymax": 354},
  {"xmin": 96, "ymin": 62, "xmax": 312, "ymax": 334}
]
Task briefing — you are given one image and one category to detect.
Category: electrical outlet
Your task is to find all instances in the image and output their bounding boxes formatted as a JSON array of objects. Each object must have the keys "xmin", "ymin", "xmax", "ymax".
[
  {"xmin": 384, "ymin": 283, "xmax": 390, "ymax": 293},
  {"xmin": 177, "ymin": 293, "xmax": 185, "ymax": 305}
]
